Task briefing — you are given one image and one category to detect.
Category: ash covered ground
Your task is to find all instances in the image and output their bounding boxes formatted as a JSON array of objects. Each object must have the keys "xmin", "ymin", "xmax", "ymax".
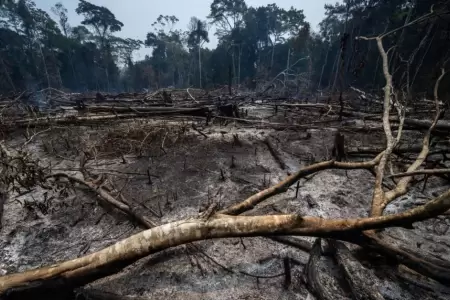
[{"xmin": 1, "ymin": 106, "xmax": 450, "ymax": 300}]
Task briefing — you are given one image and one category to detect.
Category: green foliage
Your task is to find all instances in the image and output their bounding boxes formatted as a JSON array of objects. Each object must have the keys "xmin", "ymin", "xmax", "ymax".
[
  {"xmin": 70, "ymin": 25, "xmax": 89, "ymax": 42},
  {"xmin": 51, "ymin": 2, "xmax": 69, "ymax": 36},
  {"xmin": 188, "ymin": 18, "xmax": 209, "ymax": 48},
  {"xmin": 209, "ymin": 0, "xmax": 247, "ymax": 38},
  {"xmin": 0, "ymin": 0, "xmax": 448, "ymax": 97},
  {"xmin": 76, "ymin": 0, "xmax": 123, "ymax": 37}
]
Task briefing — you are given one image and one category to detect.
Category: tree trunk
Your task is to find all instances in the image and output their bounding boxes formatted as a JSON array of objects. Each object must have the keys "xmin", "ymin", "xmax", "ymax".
[
  {"xmin": 199, "ymin": 45, "xmax": 202, "ymax": 88},
  {"xmin": 331, "ymin": 48, "xmax": 342, "ymax": 93},
  {"xmin": 271, "ymin": 44, "xmax": 275, "ymax": 70},
  {"xmin": 238, "ymin": 44, "xmax": 242, "ymax": 86},
  {"xmin": 329, "ymin": 240, "xmax": 385, "ymax": 300},
  {"xmin": 328, "ymin": 48, "xmax": 339, "ymax": 89},
  {"xmin": 232, "ymin": 50, "xmax": 236, "ymax": 86},
  {"xmin": 228, "ymin": 62, "xmax": 233, "ymax": 95},
  {"xmin": 0, "ymin": 54, "xmax": 15, "ymax": 92},
  {"xmin": 38, "ymin": 44, "xmax": 50, "ymax": 89},
  {"xmin": 285, "ymin": 48, "xmax": 290, "ymax": 87}
]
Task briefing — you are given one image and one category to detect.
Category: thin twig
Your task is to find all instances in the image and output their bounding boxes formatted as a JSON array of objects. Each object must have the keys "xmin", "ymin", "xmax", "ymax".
[{"xmin": 22, "ymin": 128, "xmax": 51, "ymax": 147}]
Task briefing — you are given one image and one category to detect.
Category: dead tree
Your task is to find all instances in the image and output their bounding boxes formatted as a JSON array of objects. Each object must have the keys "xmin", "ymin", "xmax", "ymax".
[
  {"xmin": 331, "ymin": 130, "xmax": 346, "ymax": 162},
  {"xmin": 0, "ymin": 185, "xmax": 6, "ymax": 229},
  {"xmin": 95, "ymin": 92, "xmax": 106, "ymax": 103},
  {"xmin": 217, "ymin": 103, "xmax": 239, "ymax": 118},
  {"xmin": 356, "ymin": 3, "xmax": 447, "ymax": 217}
]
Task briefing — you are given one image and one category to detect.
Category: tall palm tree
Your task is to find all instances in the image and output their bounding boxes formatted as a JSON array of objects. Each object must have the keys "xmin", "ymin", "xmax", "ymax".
[{"xmin": 188, "ymin": 17, "xmax": 209, "ymax": 88}]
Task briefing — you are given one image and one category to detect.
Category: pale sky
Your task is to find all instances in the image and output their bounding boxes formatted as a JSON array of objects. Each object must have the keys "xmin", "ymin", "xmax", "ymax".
[{"xmin": 34, "ymin": 0, "xmax": 332, "ymax": 60}]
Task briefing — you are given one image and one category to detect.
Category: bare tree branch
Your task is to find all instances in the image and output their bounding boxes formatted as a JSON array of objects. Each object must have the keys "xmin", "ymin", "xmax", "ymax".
[
  {"xmin": 220, "ymin": 154, "xmax": 383, "ymax": 215},
  {"xmin": 384, "ymin": 68, "xmax": 447, "ymax": 206}
]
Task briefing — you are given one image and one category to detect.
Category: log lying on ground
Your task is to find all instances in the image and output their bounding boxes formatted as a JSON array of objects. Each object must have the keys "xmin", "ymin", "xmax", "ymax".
[
  {"xmin": 0, "ymin": 188, "xmax": 5, "ymax": 229},
  {"xmin": 388, "ymin": 168, "xmax": 450, "ymax": 178},
  {"xmin": 402, "ymin": 117, "xmax": 450, "ymax": 131},
  {"xmin": 0, "ymin": 107, "xmax": 209, "ymax": 130},
  {"xmin": 47, "ymin": 174, "xmax": 158, "ymax": 229},
  {"xmin": 213, "ymin": 115, "xmax": 440, "ymax": 134},
  {"xmin": 341, "ymin": 110, "xmax": 450, "ymax": 131},
  {"xmin": 329, "ymin": 240, "xmax": 385, "ymax": 300},
  {"xmin": 1, "ymin": 189, "xmax": 450, "ymax": 298},
  {"xmin": 264, "ymin": 137, "xmax": 287, "ymax": 170},
  {"xmin": 74, "ymin": 106, "xmax": 204, "ymax": 114},
  {"xmin": 265, "ymin": 105, "xmax": 450, "ymax": 132},
  {"xmin": 3, "ymin": 141, "xmax": 450, "ymax": 295},
  {"xmin": 304, "ymin": 239, "xmax": 342, "ymax": 300},
  {"xmin": 248, "ymin": 154, "xmax": 450, "ymax": 284},
  {"xmin": 268, "ymin": 236, "xmax": 313, "ymax": 253},
  {"xmin": 362, "ymin": 233, "xmax": 450, "ymax": 285},
  {"xmin": 273, "ymin": 103, "xmax": 352, "ymax": 111},
  {"xmin": 348, "ymin": 145, "xmax": 450, "ymax": 156},
  {"xmin": 74, "ymin": 288, "xmax": 149, "ymax": 300},
  {"xmin": 395, "ymin": 265, "xmax": 450, "ymax": 295}
]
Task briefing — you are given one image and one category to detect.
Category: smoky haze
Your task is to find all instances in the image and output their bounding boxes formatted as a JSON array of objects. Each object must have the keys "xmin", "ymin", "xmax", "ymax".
[{"xmin": 34, "ymin": 0, "xmax": 330, "ymax": 59}]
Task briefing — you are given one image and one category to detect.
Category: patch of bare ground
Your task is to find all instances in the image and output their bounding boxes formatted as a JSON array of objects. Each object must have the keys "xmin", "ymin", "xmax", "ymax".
[{"xmin": 0, "ymin": 115, "xmax": 449, "ymax": 299}]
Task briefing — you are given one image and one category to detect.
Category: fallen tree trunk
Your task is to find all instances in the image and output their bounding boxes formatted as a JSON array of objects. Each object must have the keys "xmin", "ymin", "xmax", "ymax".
[
  {"xmin": 1, "ymin": 189, "xmax": 450, "ymax": 298},
  {"xmin": 47, "ymin": 174, "xmax": 158, "ymax": 229},
  {"xmin": 74, "ymin": 288, "xmax": 149, "ymax": 300},
  {"xmin": 347, "ymin": 145, "xmax": 450, "ymax": 156},
  {"xmin": 273, "ymin": 103, "xmax": 352, "ymax": 111},
  {"xmin": 304, "ymin": 239, "xmax": 341, "ymax": 300},
  {"xmin": 0, "ymin": 107, "xmax": 209, "ymax": 130},
  {"xmin": 264, "ymin": 137, "xmax": 287, "ymax": 170},
  {"xmin": 362, "ymin": 233, "xmax": 450, "ymax": 285},
  {"xmin": 395, "ymin": 265, "xmax": 450, "ymax": 295},
  {"xmin": 75, "ymin": 106, "xmax": 199, "ymax": 114},
  {"xmin": 268, "ymin": 236, "xmax": 313, "ymax": 253},
  {"xmin": 0, "ymin": 187, "xmax": 5, "ymax": 229},
  {"xmin": 388, "ymin": 168, "xmax": 450, "ymax": 178},
  {"xmin": 213, "ymin": 116, "xmax": 444, "ymax": 134},
  {"xmin": 341, "ymin": 110, "xmax": 450, "ymax": 131},
  {"xmin": 402, "ymin": 117, "xmax": 450, "ymax": 131},
  {"xmin": 329, "ymin": 240, "xmax": 385, "ymax": 300},
  {"xmin": 265, "ymin": 105, "xmax": 450, "ymax": 132}
]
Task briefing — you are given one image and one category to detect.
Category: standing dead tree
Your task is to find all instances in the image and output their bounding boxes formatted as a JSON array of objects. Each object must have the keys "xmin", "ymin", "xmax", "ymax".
[{"xmin": 356, "ymin": 3, "xmax": 448, "ymax": 217}]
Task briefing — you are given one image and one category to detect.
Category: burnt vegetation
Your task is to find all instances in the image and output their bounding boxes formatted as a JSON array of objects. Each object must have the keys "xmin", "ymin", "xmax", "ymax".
[{"xmin": 1, "ymin": 0, "xmax": 450, "ymax": 299}]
